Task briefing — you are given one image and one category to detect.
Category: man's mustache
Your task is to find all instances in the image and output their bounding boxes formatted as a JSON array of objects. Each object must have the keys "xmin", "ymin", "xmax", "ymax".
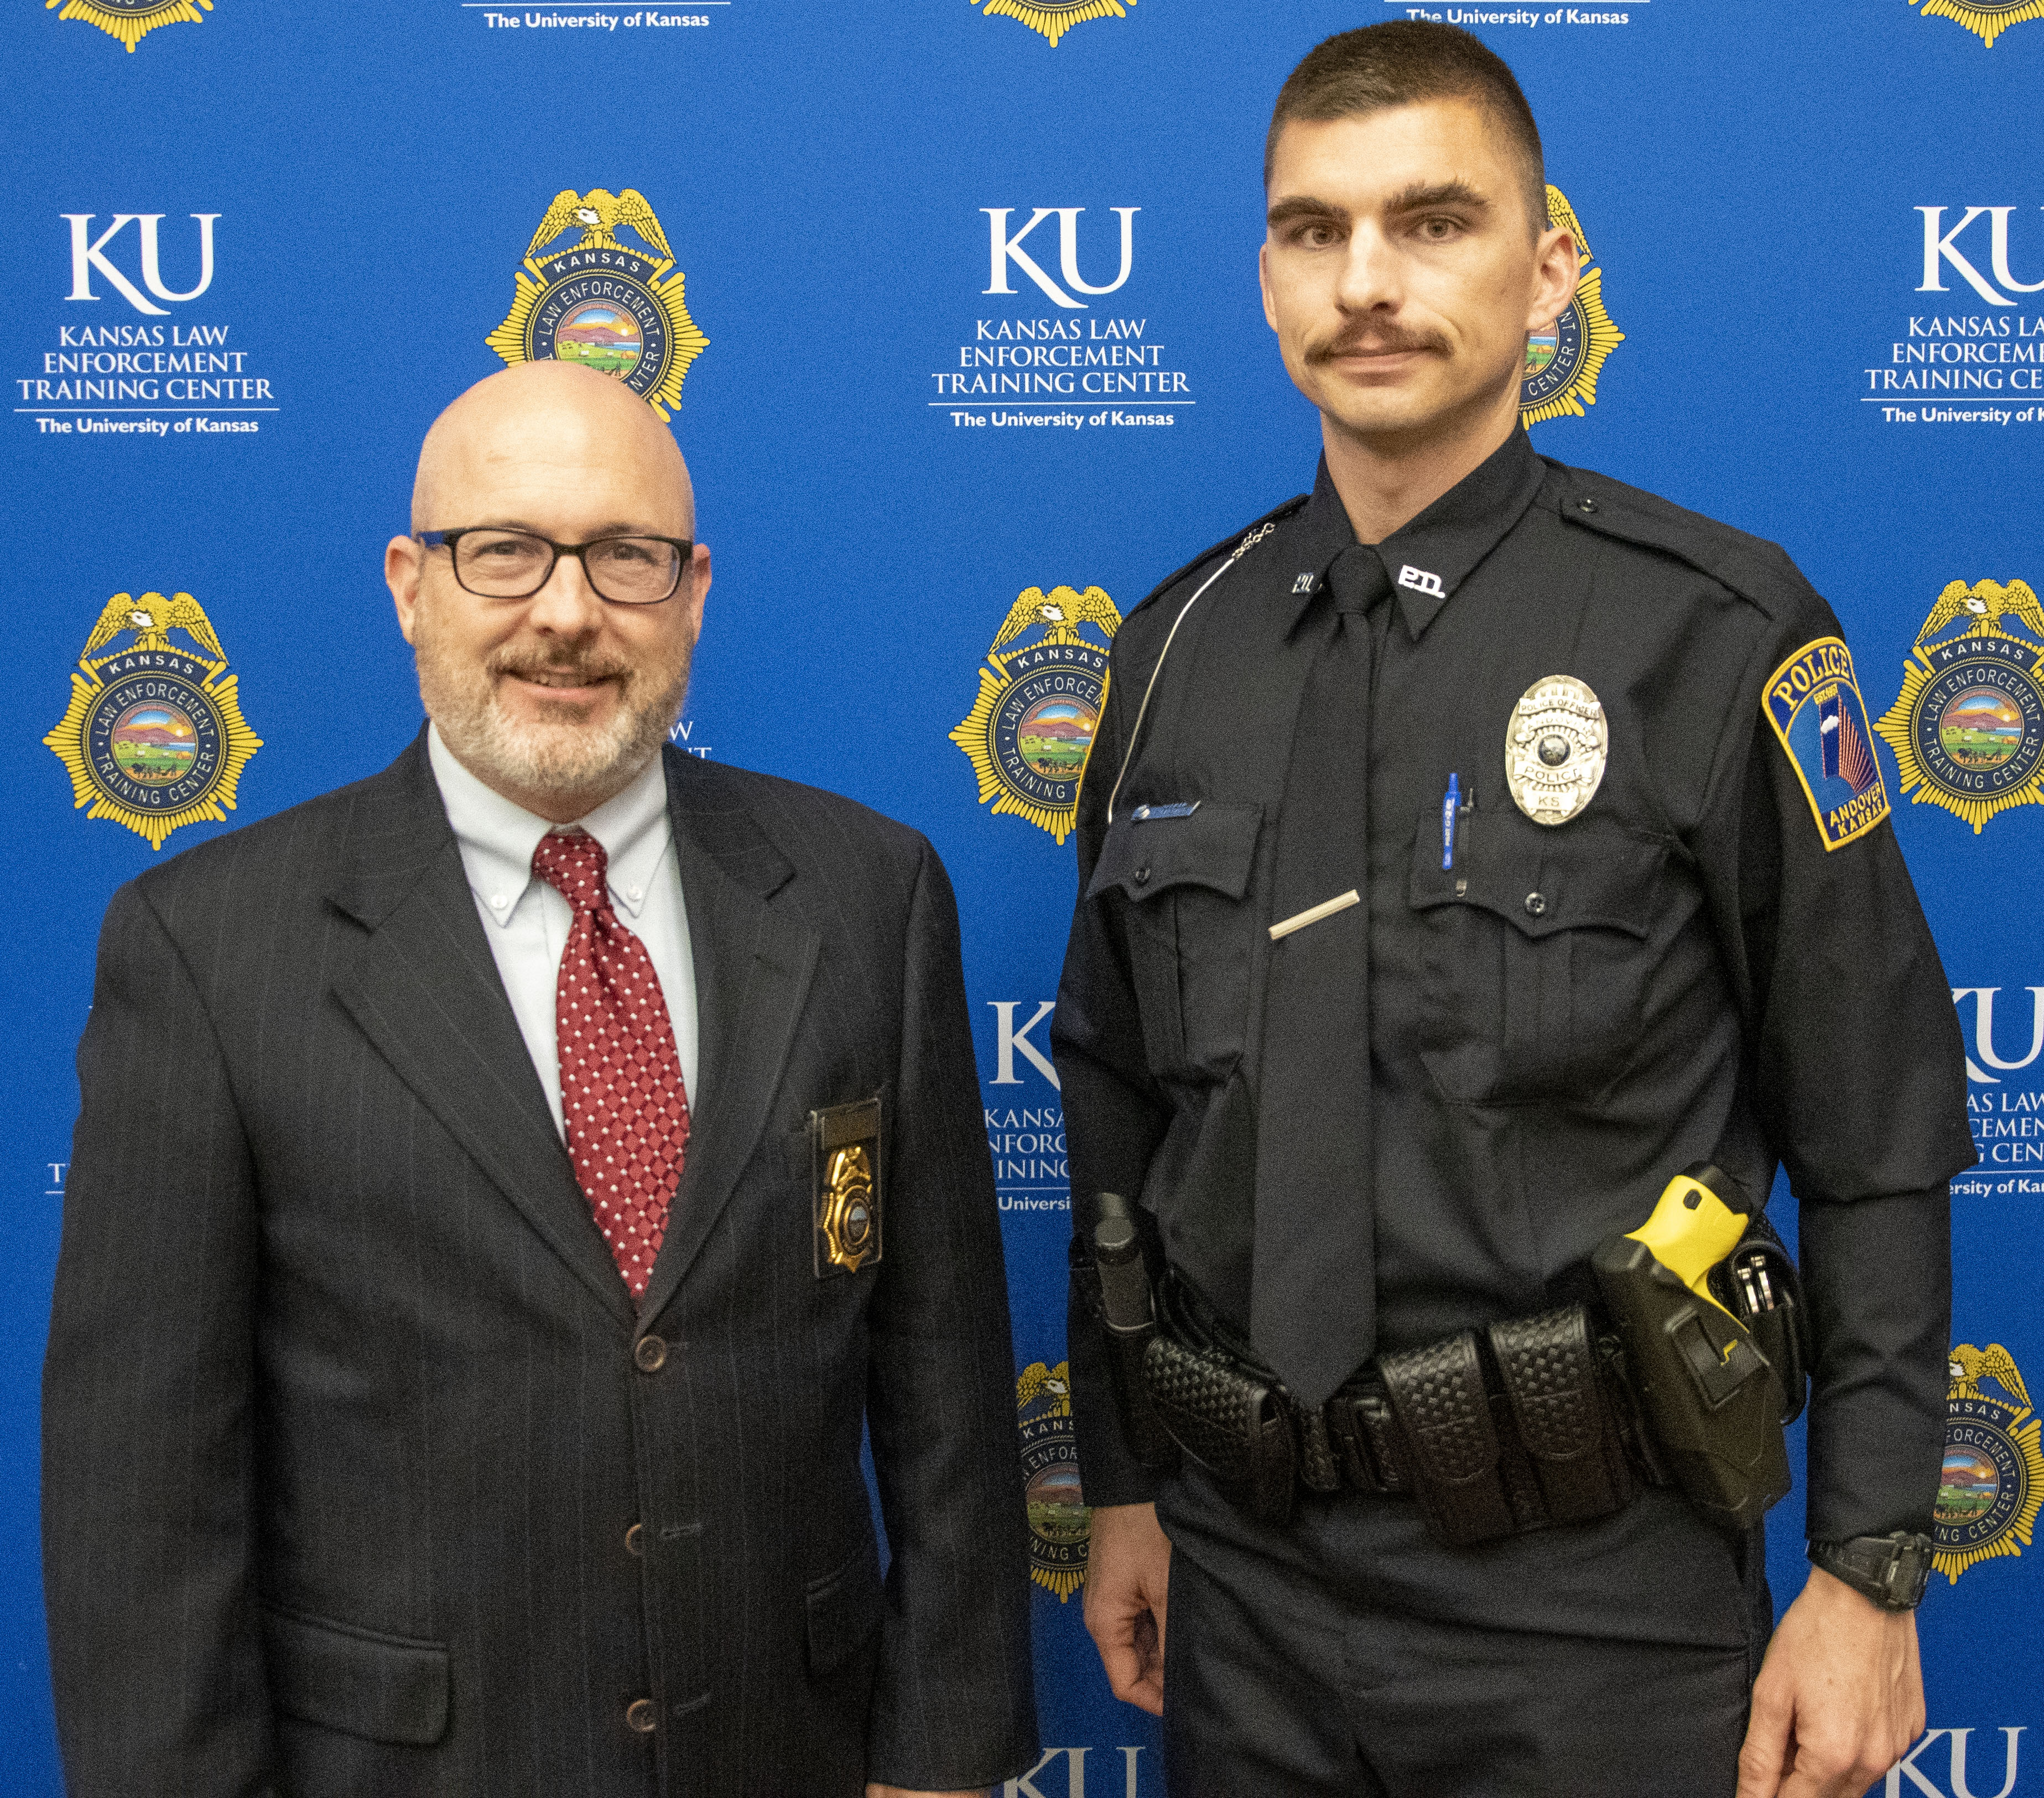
[
  {"xmin": 1308, "ymin": 326, "xmax": 1449, "ymax": 364},
  {"xmin": 489, "ymin": 649, "xmax": 632, "ymax": 686}
]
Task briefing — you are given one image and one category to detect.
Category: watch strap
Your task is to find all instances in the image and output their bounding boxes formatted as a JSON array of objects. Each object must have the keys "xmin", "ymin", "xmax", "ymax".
[{"xmin": 1808, "ymin": 1531, "xmax": 1934, "ymax": 1611}]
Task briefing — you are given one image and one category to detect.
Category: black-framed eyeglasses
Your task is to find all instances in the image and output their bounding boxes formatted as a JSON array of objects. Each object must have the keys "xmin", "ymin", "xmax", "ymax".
[{"xmin": 418, "ymin": 528, "xmax": 694, "ymax": 606}]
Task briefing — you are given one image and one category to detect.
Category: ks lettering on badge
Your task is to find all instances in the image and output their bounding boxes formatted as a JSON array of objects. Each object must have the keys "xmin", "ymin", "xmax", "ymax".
[{"xmin": 1764, "ymin": 637, "xmax": 1890, "ymax": 851}]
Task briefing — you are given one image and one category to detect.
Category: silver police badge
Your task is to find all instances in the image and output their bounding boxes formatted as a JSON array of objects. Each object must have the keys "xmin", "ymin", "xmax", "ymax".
[{"xmin": 1506, "ymin": 676, "xmax": 1608, "ymax": 825}]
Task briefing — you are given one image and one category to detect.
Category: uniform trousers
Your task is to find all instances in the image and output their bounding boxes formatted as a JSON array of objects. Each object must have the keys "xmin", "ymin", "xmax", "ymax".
[{"xmin": 1157, "ymin": 1466, "xmax": 1771, "ymax": 1797}]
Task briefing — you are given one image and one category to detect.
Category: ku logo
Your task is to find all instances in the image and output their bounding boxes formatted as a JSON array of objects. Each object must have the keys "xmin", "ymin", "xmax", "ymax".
[
  {"xmin": 1953, "ymin": 987, "xmax": 2044, "ymax": 1085},
  {"xmin": 1886, "ymin": 1728, "xmax": 2026, "ymax": 1798},
  {"xmin": 64, "ymin": 214, "xmax": 219, "ymax": 316},
  {"xmin": 985, "ymin": 208, "xmax": 1138, "ymax": 311},
  {"xmin": 1397, "ymin": 564, "xmax": 1444, "ymax": 598},
  {"xmin": 1917, "ymin": 208, "xmax": 2044, "ymax": 306},
  {"xmin": 1005, "ymin": 1747, "xmax": 1148, "ymax": 1798},
  {"xmin": 988, "ymin": 1002, "xmax": 1059, "ymax": 1088}
]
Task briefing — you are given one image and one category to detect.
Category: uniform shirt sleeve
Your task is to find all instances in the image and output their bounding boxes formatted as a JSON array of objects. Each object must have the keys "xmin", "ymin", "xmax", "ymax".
[
  {"xmin": 1705, "ymin": 594, "xmax": 1975, "ymax": 1541},
  {"xmin": 1052, "ymin": 625, "xmax": 1176, "ymax": 1509}
]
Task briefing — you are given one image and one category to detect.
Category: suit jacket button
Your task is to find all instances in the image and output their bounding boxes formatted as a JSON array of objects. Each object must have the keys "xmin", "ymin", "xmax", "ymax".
[
  {"xmin": 626, "ymin": 1698, "xmax": 657, "ymax": 1734},
  {"xmin": 633, "ymin": 1335, "xmax": 669, "ymax": 1373},
  {"xmin": 625, "ymin": 1522, "xmax": 644, "ymax": 1557}
]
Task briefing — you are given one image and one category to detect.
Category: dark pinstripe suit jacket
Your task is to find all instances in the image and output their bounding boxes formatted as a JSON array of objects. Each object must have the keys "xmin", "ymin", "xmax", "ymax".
[{"xmin": 43, "ymin": 735, "xmax": 1037, "ymax": 1797}]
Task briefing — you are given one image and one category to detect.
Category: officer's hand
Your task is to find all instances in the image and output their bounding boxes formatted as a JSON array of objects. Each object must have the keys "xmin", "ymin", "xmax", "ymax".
[
  {"xmin": 1083, "ymin": 1501, "xmax": 1172, "ymax": 1715},
  {"xmin": 1734, "ymin": 1566, "xmax": 1924, "ymax": 1798},
  {"xmin": 864, "ymin": 1786, "xmax": 989, "ymax": 1797}
]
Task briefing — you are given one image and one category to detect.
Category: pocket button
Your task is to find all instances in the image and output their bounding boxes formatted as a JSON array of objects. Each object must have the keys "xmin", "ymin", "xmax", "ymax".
[
  {"xmin": 1523, "ymin": 891, "xmax": 1547, "ymax": 918},
  {"xmin": 1134, "ymin": 866, "xmax": 1151, "ymax": 886}
]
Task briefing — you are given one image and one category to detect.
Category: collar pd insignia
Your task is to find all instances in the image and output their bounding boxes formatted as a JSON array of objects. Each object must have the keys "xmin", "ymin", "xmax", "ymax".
[
  {"xmin": 1017, "ymin": 1360, "xmax": 1088, "ymax": 1600},
  {"xmin": 811, "ymin": 1097, "xmax": 881, "ymax": 1277},
  {"xmin": 951, "ymin": 585, "xmax": 1121, "ymax": 844},
  {"xmin": 1521, "ymin": 187, "xmax": 1625, "ymax": 429},
  {"xmin": 970, "ymin": 0, "xmax": 1132, "ymax": 47},
  {"xmin": 487, "ymin": 189, "xmax": 709, "ymax": 423},
  {"xmin": 1765, "ymin": 637, "xmax": 1890, "ymax": 850},
  {"xmin": 1910, "ymin": 0, "xmax": 2043, "ymax": 46},
  {"xmin": 1936, "ymin": 1342, "xmax": 2042, "ymax": 1583},
  {"xmin": 44, "ymin": 591, "xmax": 262, "ymax": 850},
  {"xmin": 1874, "ymin": 580, "xmax": 2044, "ymax": 835},
  {"xmin": 47, "ymin": 0, "xmax": 210, "ymax": 50},
  {"xmin": 1506, "ymin": 676, "xmax": 1608, "ymax": 825}
]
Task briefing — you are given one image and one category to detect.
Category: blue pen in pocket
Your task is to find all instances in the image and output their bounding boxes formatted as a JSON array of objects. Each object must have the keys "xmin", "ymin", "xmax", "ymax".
[{"xmin": 1442, "ymin": 772, "xmax": 1460, "ymax": 871}]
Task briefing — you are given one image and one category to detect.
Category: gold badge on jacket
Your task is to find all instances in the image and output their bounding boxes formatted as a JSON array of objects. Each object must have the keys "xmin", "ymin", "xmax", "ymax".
[
  {"xmin": 811, "ymin": 1098, "xmax": 882, "ymax": 1277},
  {"xmin": 44, "ymin": 589, "xmax": 263, "ymax": 850},
  {"xmin": 1505, "ymin": 675, "xmax": 1607, "ymax": 825}
]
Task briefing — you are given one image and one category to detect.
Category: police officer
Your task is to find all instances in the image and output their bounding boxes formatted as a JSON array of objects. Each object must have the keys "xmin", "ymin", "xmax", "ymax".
[{"xmin": 1052, "ymin": 23, "xmax": 1973, "ymax": 1798}]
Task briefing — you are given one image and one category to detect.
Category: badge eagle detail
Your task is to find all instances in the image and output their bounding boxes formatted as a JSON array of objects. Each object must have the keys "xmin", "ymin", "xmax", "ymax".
[
  {"xmin": 1017, "ymin": 1361, "xmax": 1088, "ymax": 1599},
  {"xmin": 487, "ymin": 187, "xmax": 708, "ymax": 423},
  {"xmin": 1936, "ymin": 1341, "xmax": 2042, "ymax": 1582},
  {"xmin": 952, "ymin": 585, "xmax": 1121, "ymax": 843},
  {"xmin": 46, "ymin": 0, "xmax": 211, "ymax": 51},
  {"xmin": 970, "ymin": 0, "xmax": 1133, "ymax": 47},
  {"xmin": 1874, "ymin": 579, "xmax": 2044, "ymax": 834},
  {"xmin": 44, "ymin": 591, "xmax": 263, "ymax": 850},
  {"xmin": 1908, "ymin": 0, "xmax": 2044, "ymax": 46},
  {"xmin": 1521, "ymin": 187, "xmax": 1625, "ymax": 429}
]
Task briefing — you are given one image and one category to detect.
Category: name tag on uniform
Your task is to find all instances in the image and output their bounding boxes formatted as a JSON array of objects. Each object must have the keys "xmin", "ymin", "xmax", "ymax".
[{"xmin": 811, "ymin": 1097, "xmax": 882, "ymax": 1277}]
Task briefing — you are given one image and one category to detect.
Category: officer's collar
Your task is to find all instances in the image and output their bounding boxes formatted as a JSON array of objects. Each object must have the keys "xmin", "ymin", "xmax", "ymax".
[{"xmin": 1282, "ymin": 426, "xmax": 1546, "ymax": 641}]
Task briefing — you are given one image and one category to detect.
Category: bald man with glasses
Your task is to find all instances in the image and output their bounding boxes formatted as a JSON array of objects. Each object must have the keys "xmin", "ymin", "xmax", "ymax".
[{"xmin": 43, "ymin": 362, "xmax": 1037, "ymax": 1798}]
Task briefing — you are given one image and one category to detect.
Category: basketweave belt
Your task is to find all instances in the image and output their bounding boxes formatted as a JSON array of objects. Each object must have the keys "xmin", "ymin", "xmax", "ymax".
[{"xmin": 1141, "ymin": 1273, "xmax": 1668, "ymax": 1542}]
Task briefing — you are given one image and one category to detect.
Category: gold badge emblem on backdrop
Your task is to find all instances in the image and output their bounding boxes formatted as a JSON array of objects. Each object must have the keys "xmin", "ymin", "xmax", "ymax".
[
  {"xmin": 46, "ymin": 0, "xmax": 211, "ymax": 51},
  {"xmin": 44, "ymin": 591, "xmax": 262, "ymax": 850},
  {"xmin": 970, "ymin": 0, "xmax": 1132, "ymax": 47},
  {"xmin": 487, "ymin": 189, "xmax": 709, "ymax": 423},
  {"xmin": 1506, "ymin": 676, "xmax": 1608, "ymax": 825},
  {"xmin": 1935, "ymin": 1342, "xmax": 2042, "ymax": 1583},
  {"xmin": 1521, "ymin": 187, "xmax": 1625, "ymax": 429},
  {"xmin": 1874, "ymin": 579, "xmax": 2044, "ymax": 834},
  {"xmin": 1908, "ymin": 0, "xmax": 2044, "ymax": 47},
  {"xmin": 952, "ymin": 585, "xmax": 1121, "ymax": 843},
  {"xmin": 1017, "ymin": 1361, "xmax": 1089, "ymax": 1599}
]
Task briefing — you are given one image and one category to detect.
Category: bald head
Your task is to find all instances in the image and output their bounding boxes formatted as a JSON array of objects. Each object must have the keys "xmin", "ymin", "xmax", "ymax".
[{"xmin": 410, "ymin": 361, "xmax": 694, "ymax": 537}]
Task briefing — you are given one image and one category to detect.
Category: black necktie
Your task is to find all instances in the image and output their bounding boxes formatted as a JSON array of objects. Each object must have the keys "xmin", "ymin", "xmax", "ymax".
[{"xmin": 1250, "ymin": 544, "xmax": 1387, "ymax": 1409}]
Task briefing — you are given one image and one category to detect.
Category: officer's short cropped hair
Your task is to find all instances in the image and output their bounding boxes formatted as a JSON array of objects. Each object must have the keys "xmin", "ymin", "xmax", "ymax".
[{"xmin": 1266, "ymin": 22, "xmax": 1547, "ymax": 238}]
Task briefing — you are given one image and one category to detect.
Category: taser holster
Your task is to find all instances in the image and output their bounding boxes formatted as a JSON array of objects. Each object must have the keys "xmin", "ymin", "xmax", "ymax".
[
  {"xmin": 1591, "ymin": 1164, "xmax": 1810, "ymax": 1533},
  {"xmin": 1085, "ymin": 1193, "xmax": 1182, "ymax": 1474}
]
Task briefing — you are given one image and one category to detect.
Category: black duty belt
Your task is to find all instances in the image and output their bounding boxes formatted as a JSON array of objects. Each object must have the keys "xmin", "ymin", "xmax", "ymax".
[{"xmin": 1141, "ymin": 1272, "xmax": 1668, "ymax": 1541}]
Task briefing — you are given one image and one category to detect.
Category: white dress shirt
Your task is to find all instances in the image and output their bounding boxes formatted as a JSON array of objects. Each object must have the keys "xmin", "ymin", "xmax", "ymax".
[{"xmin": 427, "ymin": 725, "xmax": 700, "ymax": 1140}]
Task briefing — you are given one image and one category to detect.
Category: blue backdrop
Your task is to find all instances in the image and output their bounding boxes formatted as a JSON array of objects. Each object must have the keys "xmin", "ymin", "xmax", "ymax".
[{"xmin": 6, "ymin": 2, "xmax": 2042, "ymax": 1792}]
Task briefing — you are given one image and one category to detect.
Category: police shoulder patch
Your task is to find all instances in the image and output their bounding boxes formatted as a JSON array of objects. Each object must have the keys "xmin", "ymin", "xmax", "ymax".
[{"xmin": 1764, "ymin": 637, "xmax": 1890, "ymax": 851}]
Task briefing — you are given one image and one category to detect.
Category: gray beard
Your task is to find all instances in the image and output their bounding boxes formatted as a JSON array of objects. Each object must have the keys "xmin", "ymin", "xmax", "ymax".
[{"xmin": 413, "ymin": 611, "xmax": 689, "ymax": 812}]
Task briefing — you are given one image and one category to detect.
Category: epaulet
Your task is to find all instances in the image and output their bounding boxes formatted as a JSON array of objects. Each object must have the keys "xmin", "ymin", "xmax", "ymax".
[
  {"xmin": 1549, "ymin": 463, "xmax": 1814, "ymax": 623},
  {"xmin": 1126, "ymin": 492, "xmax": 1311, "ymax": 621}
]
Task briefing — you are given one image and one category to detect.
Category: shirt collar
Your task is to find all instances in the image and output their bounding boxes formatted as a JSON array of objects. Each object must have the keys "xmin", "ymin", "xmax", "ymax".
[
  {"xmin": 1281, "ymin": 428, "xmax": 1547, "ymax": 642},
  {"xmin": 427, "ymin": 725, "xmax": 674, "ymax": 927}
]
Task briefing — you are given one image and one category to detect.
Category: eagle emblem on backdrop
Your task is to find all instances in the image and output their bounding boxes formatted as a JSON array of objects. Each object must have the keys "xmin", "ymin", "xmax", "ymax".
[
  {"xmin": 45, "ymin": 0, "xmax": 210, "ymax": 51},
  {"xmin": 1521, "ymin": 187, "xmax": 1625, "ymax": 428},
  {"xmin": 487, "ymin": 188, "xmax": 709, "ymax": 422},
  {"xmin": 1016, "ymin": 1361, "xmax": 1089, "ymax": 1599},
  {"xmin": 1936, "ymin": 1342, "xmax": 2043, "ymax": 1582},
  {"xmin": 951, "ymin": 585, "xmax": 1121, "ymax": 843},
  {"xmin": 969, "ymin": 0, "xmax": 1133, "ymax": 47},
  {"xmin": 1874, "ymin": 578, "xmax": 2044, "ymax": 833},
  {"xmin": 1908, "ymin": 0, "xmax": 2043, "ymax": 47},
  {"xmin": 44, "ymin": 591, "xmax": 263, "ymax": 850}
]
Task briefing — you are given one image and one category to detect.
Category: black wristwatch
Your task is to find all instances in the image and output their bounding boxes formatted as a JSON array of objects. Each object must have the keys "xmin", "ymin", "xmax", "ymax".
[{"xmin": 1808, "ymin": 1531, "xmax": 1934, "ymax": 1611}]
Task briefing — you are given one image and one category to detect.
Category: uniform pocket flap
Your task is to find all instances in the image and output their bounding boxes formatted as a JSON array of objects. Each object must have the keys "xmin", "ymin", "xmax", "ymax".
[
  {"xmin": 804, "ymin": 1531, "xmax": 883, "ymax": 1677},
  {"xmin": 262, "ymin": 1603, "xmax": 450, "ymax": 1747},
  {"xmin": 1408, "ymin": 805, "xmax": 1666, "ymax": 941},
  {"xmin": 1086, "ymin": 801, "xmax": 1263, "ymax": 905}
]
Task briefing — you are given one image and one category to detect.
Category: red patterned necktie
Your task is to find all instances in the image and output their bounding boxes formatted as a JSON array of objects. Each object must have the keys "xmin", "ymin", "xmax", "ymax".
[{"xmin": 530, "ymin": 830, "xmax": 690, "ymax": 1304}]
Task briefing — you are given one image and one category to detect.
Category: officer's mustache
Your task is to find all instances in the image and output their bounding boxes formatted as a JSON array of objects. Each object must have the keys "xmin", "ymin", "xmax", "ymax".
[
  {"xmin": 489, "ymin": 648, "xmax": 635, "ymax": 691},
  {"xmin": 1309, "ymin": 325, "xmax": 1449, "ymax": 364}
]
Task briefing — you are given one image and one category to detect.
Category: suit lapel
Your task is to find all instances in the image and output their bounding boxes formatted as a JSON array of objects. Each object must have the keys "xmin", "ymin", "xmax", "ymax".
[
  {"xmin": 639, "ymin": 748, "xmax": 818, "ymax": 1325},
  {"xmin": 326, "ymin": 736, "xmax": 635, "ymax": 1330}
]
